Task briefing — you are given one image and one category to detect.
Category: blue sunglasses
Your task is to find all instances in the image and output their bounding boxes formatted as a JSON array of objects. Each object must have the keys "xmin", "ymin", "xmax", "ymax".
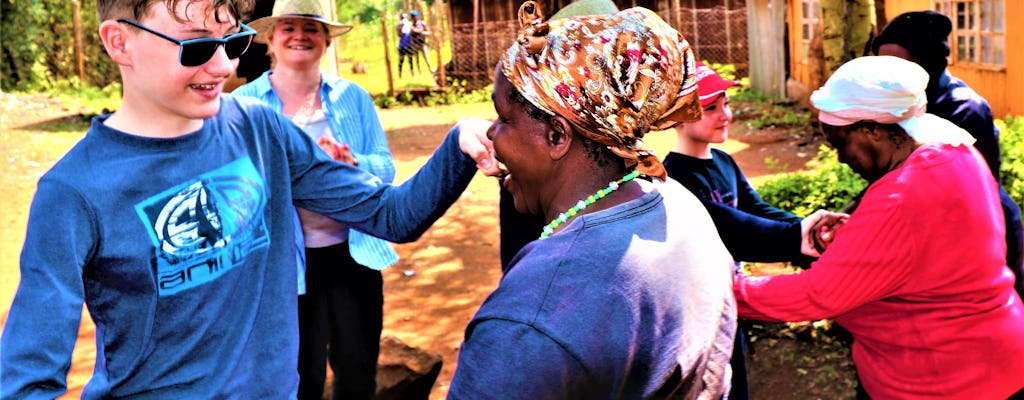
[{"xmin": 118, "ymin": 19, "xmax": 255, "ymax": 67}]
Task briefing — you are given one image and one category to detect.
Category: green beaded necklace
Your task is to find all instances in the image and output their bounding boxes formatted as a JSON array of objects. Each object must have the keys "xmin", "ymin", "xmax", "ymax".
[{"xmin": 539, "ymin": 170, "xmax": 641, "ymax": 239}]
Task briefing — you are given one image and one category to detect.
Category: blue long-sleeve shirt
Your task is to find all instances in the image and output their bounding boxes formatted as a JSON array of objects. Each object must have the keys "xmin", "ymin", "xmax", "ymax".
[
  {"xmin": 0, "ymin": 95, "xmax": 477, "ymax": 399},
  {"xmin": 664, "ymin": 149, "xmax": 803, "ymax": 263}
]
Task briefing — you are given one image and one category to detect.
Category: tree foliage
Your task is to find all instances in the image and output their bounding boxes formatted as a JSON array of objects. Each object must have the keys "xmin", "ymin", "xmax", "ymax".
[
  {"xmin": 2, "ymin": 0, "xmax": 120, "ymax": 91},
  {"xmin": 336, "ymin": 0, "xmax": 402, "ymax": 24}
]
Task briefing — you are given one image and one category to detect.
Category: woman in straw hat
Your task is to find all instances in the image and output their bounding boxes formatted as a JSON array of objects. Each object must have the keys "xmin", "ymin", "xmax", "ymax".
[
  {"xmin": 448, "ymin": 2, "xmax": 737, "ymax": 398},
  {"xmin": 233, "ymin": 1, "xmax": 398, "ymax": 398},
  {"xmin": 734, "ymin": 56, "xmax": 1024, "ymax": 399}
]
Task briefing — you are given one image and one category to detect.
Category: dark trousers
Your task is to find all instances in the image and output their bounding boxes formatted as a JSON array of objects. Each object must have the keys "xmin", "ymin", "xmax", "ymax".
[
  {"xmin": 728, "ymin": 322, "xmax": 750, "ymax": 400},
  {"xmin": 297, "ymin": 243, "xmax": 384, "ymax": 400}
]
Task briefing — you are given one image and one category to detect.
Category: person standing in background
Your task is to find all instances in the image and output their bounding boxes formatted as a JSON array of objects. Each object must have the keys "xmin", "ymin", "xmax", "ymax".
[
  {"xmin": 396, "ymin": 12, "xmax": 415, "ymax": 78},
  {"xmin": 665, "ymin": 61, "xmax": 845, "ymax": 400},
  {"xmin": 234, "ymin": 0, "xmax": 399, "ymax": 398},
  {"xmin": 409, "ymin": 10, "xmax": 432, "ymax": 74}
]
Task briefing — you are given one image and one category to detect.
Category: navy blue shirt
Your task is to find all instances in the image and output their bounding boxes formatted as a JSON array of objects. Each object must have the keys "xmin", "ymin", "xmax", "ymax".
[
  {"xmin": 664, "ymin": 149, "xmax": 803, "ymax": 263},
  {"xmin": 927, "ymin": 71, "xmax": 1002, "ymax": 180}
]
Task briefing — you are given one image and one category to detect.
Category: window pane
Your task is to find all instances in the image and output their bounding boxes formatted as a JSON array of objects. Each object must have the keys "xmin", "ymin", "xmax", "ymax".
[
  {"xmin": 803, "ymin": 2, "xmax": 809, "ymax": 18},
  {"xmin": 802, "ymin": 24, "xmax": 810, "ymax": 40},
  {"xmin": 957, "ymin": 35, "xmax": 967, "ymax": 61},
  {"xmin": 994, "ymin": 0, "xmax": 1005, "ymax": 33},
  {"xmin": 981, "ymin": 1, "xmax": 991, "ymax": 31},
  {"xmin": 993, "ymin": 35, "xmax": 1005, "ymax": 65},
  {"xmin": 982, "ymin": 36, "xmax": 992, "ymax": 63},
  {"xmin": 956, "ymin": 2, "xmax": 968, "ymax": 29},
  {"xmin": 969, "ymin": 35, "xmax": 976, "ymax": 62},
  {"xmin": 967, "ymin": 2, "xmax": 976, "ymax": 30}
]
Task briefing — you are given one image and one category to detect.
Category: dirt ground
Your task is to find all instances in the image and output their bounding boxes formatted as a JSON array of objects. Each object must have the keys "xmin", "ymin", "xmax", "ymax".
[{"xmin": 0, "ymin": 92, "xmax": 854, "ymax": 399}]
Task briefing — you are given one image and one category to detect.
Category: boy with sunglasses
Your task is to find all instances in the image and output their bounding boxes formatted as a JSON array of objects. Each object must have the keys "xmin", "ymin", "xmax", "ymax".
[{"xmin": 0, "ymin": 0, "xmax": 497, "ymax": 398}]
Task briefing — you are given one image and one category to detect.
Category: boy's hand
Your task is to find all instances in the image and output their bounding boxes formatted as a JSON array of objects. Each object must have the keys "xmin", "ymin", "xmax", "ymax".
[
  {"xmin": 317, "ymin": 135, "xmax": 358, "ymax": 166},
  {"xmin": 457, "ymin": 118, "xmax": 500, "ymax": 176}
]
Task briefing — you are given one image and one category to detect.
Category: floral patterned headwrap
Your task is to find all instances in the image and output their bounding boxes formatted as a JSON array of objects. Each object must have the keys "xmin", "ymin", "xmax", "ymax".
[{"xmin": 501, "ymin": 1, "xmax": 701, "ymax": 179}]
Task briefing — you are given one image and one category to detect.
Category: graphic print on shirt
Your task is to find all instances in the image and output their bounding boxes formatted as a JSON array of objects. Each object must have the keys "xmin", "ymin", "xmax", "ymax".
[
  {"xmin": 708, "ymin": 188, "xmax": 738, "ymax": 208},
  {"xmin": 135, "ymin": 158, "xmax": 269, "ymax": 296}
]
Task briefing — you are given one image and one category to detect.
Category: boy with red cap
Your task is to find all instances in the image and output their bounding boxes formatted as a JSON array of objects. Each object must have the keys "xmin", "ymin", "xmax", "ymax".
[
  {"xmin": 663, "ymin": 61, "xmax": 844, "ymax": 400},
  {"xmin": 664, "ymin": 62, "xmax": 834, "ymax": 263}
]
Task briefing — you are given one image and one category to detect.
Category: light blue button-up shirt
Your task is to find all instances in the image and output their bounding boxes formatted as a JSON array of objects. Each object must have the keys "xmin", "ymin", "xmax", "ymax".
[{"xmin": 234, "ymin": 71, "xmax": 400, "ymax": 293}]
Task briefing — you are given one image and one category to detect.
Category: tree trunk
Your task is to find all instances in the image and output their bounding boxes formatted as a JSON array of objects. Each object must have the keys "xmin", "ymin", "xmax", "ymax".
[
  {"xmin": 847, "ymin": 0, "xmax": 877, "ymax": 59},
  {"xmin": 819, "ymin": 0, "xmax": 876, "ymax": 76}
]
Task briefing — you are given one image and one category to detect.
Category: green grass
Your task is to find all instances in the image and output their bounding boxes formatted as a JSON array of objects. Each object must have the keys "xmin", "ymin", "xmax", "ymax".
[
  {"xmin": 51, "ymin": 80, "xmax": 122, "ymax": 115},
  {"xmin": 333, "ymin": 23, "xmax": 455, "ymax": 95}
]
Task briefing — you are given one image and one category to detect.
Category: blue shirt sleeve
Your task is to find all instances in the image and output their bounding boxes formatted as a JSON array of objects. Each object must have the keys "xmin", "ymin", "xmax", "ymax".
[
  {"xmin": 704, "ymin": 201, "xmax": 803, "ymax": 263},
  {"xmin": 1, "ymin": 179, "xmax": 92, "ymax": 398},
  {"xmin": 725, "ymin": 154, "xmax": 799, "ymax": 223},
  {"xmin": 282, "ymin": 116, "xmax": 477, "ymax": 243}
]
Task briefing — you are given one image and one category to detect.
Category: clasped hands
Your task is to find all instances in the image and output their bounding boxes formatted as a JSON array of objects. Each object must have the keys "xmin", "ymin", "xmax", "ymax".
[
  {"xmin": 800, "ymin": 210, "xmax": 850, "ymax": 257},
  {"xmin": 455, "ymin": 116, "xmax": 852, "ymax": 258}
]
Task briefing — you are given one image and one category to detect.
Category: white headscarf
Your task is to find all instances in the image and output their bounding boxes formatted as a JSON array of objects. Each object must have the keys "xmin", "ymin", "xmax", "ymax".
[{"xmin": 810, "ymin": 56, "xmax": 976, "ymax": 146}]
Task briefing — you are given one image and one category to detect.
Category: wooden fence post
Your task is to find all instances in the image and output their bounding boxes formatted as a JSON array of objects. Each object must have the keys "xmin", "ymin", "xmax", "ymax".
[
  {"xmin": 73, "ymin": 0, "xmax": 85, "ymax": 81},
  {"xmin": 381, "ymin": 16, "xmax": 395, "ymax": 96}
]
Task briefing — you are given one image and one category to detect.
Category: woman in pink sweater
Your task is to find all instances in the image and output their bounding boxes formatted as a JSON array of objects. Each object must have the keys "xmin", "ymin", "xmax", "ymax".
[{"xmin": 734, "ymin": 56, "xmax": 1024, "ymax": 399}]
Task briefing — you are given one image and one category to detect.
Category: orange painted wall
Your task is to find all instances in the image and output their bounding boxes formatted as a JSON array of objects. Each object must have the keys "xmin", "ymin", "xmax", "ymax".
[
  {"xmin": 883, "ymin": 0, "xmax": 1021, "ymax": 117},
  {"xmin": 787, "ymin": 0, "xmax": 1021, "ymax": 117}
]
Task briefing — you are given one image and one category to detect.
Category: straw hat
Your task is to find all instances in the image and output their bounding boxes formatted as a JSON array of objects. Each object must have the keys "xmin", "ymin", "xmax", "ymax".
[{"xmin": 248, "ymin": 0, "xmax": 353, "ymax": 44}]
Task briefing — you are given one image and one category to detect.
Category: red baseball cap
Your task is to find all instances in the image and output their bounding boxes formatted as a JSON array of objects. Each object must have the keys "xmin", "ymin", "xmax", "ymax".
[{"xmin": 695, "ymin": 61, "xmax": 741, "ymax": 108}]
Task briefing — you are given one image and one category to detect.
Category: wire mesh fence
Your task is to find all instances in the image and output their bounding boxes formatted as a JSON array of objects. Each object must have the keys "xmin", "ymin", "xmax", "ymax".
[
  {"xmin": 445, "ymin": 20, "xmax": 520, "ymax": 90},
  {"xmin": 444, "ymin": 5, "xmax": 749, "ymax": 90},
  {"xmin": 669, "ymin": 6, "xmax": 749, "ymax": 77}
]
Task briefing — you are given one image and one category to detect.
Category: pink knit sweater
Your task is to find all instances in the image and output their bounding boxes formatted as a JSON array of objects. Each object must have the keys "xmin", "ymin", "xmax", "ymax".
[{"xmin": 735, "ymin": 143, "xmax": 1024, "ymax": 399}]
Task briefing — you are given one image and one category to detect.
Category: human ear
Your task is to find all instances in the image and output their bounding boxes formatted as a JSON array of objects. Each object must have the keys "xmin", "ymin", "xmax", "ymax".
[
  {"xmin": 99, "ymin": 20, "xmax": 132, "ymax": 66},
  {"xmin": 547, "ymin": 115, "xmax": 573, "ymax": 160},
  {"xmin": 861, "ymin": 123, "xmax": 883, "ymax": 141}
]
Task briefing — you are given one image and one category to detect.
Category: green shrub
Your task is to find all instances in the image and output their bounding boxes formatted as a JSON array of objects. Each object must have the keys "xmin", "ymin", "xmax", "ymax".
[
  {"xmin": 998, "ymin": 115, "xmax": 1024, "ymax": 207},
  {"xmin": 755, "ymin": 146, "xmax": 867, "ymax": 217}
]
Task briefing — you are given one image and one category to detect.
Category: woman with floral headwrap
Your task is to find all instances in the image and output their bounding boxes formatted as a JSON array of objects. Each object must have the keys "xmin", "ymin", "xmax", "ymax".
[
  {"xmin": 734, "ymin": 56, "xmax": 1024, "ymax": 399},
  {"xmin": 448, "ymin": 2, "xmax": 737, "ymax": 398}
]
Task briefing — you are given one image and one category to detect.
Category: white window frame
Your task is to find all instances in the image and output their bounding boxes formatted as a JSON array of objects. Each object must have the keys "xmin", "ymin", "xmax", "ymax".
[
  {"xmin": 933, "ymin": 0, "xmax": 1005, "ymax": 68},
  {"xmin": 799, "ymin": 0, "xmax": 820, "ymax": 64}
]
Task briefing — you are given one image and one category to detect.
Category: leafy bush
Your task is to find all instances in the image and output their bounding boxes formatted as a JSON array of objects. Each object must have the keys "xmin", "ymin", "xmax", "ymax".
[
  {"xmin": 373, "ymin": 81, "xmax": 491, "ymax": 109},
  {"xmin": 755, "ymin": 146, "xmax": 867, "ymax": 217},
  {"xmin": 998, "ymin": 115, "xmax": 1024, "ymax": 207}
]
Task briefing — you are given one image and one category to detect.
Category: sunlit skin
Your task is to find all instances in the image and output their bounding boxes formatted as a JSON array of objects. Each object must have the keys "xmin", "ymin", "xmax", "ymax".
[
  {"xmin": 673, "ymin": 94, "xmax": 732, "ymax": 159},
  {"xmin": 99, "ymin": 0, "xmax": 242, "ymax": 138},
  {"xmin": 488, "ymin": 67, "xmax": 560, "ymax": 217},
  {"xmin": 487, "ymin": 66, "xmax": 640, "ymax": 225},
  {"xmin": 267, "ymin": 18, "xmax": 329, "ymax": 81},
  {"xmin": 822, "ymin": 122, "xmax": 918, "ymax": 183}
]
